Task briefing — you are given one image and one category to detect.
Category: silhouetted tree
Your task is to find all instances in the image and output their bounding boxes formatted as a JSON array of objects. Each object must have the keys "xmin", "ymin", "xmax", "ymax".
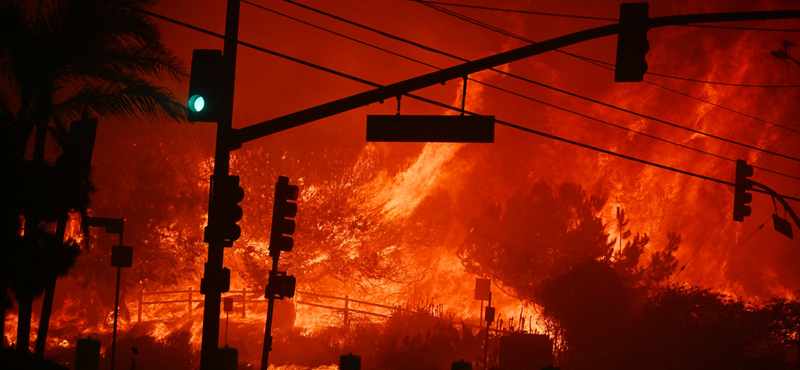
[
  {"xmin": 0, "ymin": 0, "xmax": 186, "ymax": 162},
  {"xmin": 457, "ymin": 182, "xmax": 682, "ymax": 367},
  {"xmin": 538, "ymin": 260, "xmax": 631, "ymax": 370},
  {"xmin": 0, "ymin": 0, "xmax": 185, "ymax": 352},
  {"xmin": 625, "ymin": 285, "xmax": 799, "ymax": 370},
  {"xmin": 457, "ymin": 181, "xmax": 613, "ymax": 301}
]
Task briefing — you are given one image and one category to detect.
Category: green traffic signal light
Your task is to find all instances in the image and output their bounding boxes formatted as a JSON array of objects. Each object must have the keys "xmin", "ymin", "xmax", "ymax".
[{"xmin": 189, "ymin": 95, "xmax": 205, "ymax": 113}]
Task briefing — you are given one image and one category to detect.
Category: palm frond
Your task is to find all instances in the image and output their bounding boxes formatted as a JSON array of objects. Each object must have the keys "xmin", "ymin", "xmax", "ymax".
[{"xmin": 54, "ymin": 78, "xmax": 187, "ymax": 123}]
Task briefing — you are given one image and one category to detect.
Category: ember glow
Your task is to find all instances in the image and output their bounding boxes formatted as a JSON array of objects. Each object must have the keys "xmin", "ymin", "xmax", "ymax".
[{"xmin": 3, "ymin": 0, "xmax": 800, "ymax": 369}]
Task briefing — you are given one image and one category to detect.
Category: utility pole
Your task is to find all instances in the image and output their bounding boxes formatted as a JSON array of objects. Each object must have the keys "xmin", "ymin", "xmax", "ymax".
[{"xmin": 198, "ymin": 0, "xmax": 240, "ymax": 369}]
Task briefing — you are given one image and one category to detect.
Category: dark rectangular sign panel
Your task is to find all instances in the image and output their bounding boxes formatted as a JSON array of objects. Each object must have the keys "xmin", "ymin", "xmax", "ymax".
[
  {"xmin": 367, "ymin": 115, "xmax": 495, "ymax": 143},
  {"xmin": 111, "ymin": 245, "xmax": 133, "ymax": 268}
]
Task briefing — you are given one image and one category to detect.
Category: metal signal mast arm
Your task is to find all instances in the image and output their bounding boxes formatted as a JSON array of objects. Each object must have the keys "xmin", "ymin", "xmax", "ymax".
[
  {"xmin": 751, "ymin": 180, "xmax": 800, "ymax": 229},
  {"xmin": 233, "ymin": 9, "xmax": 800, "ymax": 145}
]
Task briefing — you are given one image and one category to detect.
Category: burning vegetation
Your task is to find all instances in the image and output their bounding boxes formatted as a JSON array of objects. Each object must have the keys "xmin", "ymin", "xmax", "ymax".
[{"xmin": 3, "ymin": 0, "xmax": 800, "ymax": 369}]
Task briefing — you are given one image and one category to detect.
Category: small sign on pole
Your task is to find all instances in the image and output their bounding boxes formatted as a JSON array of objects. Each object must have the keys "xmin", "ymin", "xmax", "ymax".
[
  {"xmin": 111, "ymin": 245, "xmax": 133, "ymax": 268},
  {"xmin": 485, "ymin": 306, "xmax": 496, "ymax": 323},
  {"xmin": 474, "ymin": 279, "xmax": 490, "ymax": 301}
]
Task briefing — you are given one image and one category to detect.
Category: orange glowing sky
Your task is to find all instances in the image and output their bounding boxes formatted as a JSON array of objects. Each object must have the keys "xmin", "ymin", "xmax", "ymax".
[{"xmin": 86, "ymin": 0, "xmax": 800, "ymax": 313}]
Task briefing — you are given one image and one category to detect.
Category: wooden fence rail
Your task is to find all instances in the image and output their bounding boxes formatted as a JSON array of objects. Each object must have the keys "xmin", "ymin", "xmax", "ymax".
[{"xmin": 136, "ymin": 289, "xmax": 512, "ymax": 334}]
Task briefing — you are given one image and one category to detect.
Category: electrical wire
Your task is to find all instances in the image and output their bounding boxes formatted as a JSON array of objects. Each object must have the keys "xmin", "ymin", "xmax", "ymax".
[
  {"xmin": 694, "ymin": 216, "xmax": 769, "ymax": 285},
  {"xmin": 405, "ymin": 0, "xmax": 618, "ymax": 22},
  {"xmin": 647, "ymin": 71, "xmax": 800, "ymax": 88},
  {"xmin": 281, "ymin": 0, "xmax": 800, "ymax": 164},
  {"xmin": 572, "ymin": 56, "xmax": 800, "ymax": 134},
  {"xmin": 246, "ymin": 0, "xmax": 800, "ymax": 181},
  {"xmin": 240, "ymin": 1, "xmax": 442, "ymax": 70},
  {"xmin": 423, "ymin": 1, "xmax": 800, "ymax": 89},
  {"xmin": 410, "ymin": 0, "xmax": 800, "ymax": 33},
  {"xmin": 668, "ymin": 211, "xmax": 728, "ymax": 284},
  {"xmin": 642, "ymin": 79, "xmax": 800, "ymax": 135},
  {"xmin": 121, "ymin": 4, "xmax": 800, "ymax": 204},
  {"xmin": 411, "ymin": 0, "xmax": 800, "ymax": 162},
  {"xmin": 470, "ymin": 79, "xmax": 800, "ymax": 181},
  {"xmin": 668, "ymin": 129, "xmax": 800, "ymax": 284},
  {"xmin": 278, "ymin": 0, "xmax": 800, "ymax": 176}
]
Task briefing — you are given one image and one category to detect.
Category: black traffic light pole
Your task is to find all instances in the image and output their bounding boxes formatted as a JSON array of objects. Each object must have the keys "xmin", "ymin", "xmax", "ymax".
[
  {"xmin": 196, "ymin": 4, "xmax": 800, "ymax": 369},
  {"xmin": 198, "ymin": 0, "xmax": 240, "ymax": 368},
  {"xmin": 261, "ymin": 261, "xmax": 279, "ymax": 370}
]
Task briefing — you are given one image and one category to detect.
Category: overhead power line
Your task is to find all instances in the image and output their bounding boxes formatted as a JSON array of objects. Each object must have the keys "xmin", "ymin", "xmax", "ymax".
[
  {"xmin": 412, "ymin": 0, "xmax": 800, "ymax": 33},
  {"xmin": 246, "ymin": 0, "xmax": 800, "ymax": 181},
  {"xmin": 125, "ymin": 4, "xmax": 800, "ymax": 203},
  {"xmin": 668, "ymin": 127, "xmax": 800, "ymax": 284},
  {"xmin": 405, "ymin": 1, "xmax": 800, "ymax": 282},
  {"xmin": 415, "ymin": 0, "xmax": 800, "ymax": 89},
  {"xmin": 405, "ymin": 0, "xmax": 618, "ymax": 22},
  {"xmin": 647, "ymin": 71, "xmax": 800, "ymax": 88},
  {"xmin": 694, "ymin": 216, "xmax": 768, "ymax": 285},
  {"xmin": 572, "ymin": 56, "xmax": 800, "ymax": 134},
  {"xmin": 279, "ymin": 0, "xmax": 800, "ymax": 171},
  {"xmin": 410, "ymin": 0, "xmax": 800, "ymax": 162},
  {"xmin": 241, "ymin": 1, "xmax": 441, "ymax": 70}
]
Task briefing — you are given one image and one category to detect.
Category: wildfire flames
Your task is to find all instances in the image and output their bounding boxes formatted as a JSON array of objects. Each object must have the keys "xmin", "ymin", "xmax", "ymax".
[{"xmin": 3, "ymin": 0, "xmax": 800, "ymax": 369}]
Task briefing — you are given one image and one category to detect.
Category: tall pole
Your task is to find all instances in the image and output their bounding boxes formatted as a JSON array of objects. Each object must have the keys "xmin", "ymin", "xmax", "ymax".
[
  {"xmin": 110, "ymin": 227, "xmax": 125, "ymax": 370},
  {"xmin": 484, "ymin": 292, "xmax": 492, "ymax": 370},
  {"xmin": 110, "ymin": 265, "xmax": 122, "ymax": 370},
  {"xmin": 260, "ymin": 257, "xmax": 279, "ymax": 370},
  {"xmin": 199, "ymin": 0, "xmax": 239, "ymax": 368}
]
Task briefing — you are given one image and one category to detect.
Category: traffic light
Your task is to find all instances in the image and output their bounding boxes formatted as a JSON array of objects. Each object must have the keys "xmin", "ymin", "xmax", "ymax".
[
  {"xmin": 188, "ymin": 49, "xmax": 222, "ymax": 122},
  {"xmin": 733, "ymin": 159, "xmax": 754, "ymax": 222},
  {"xmin": 200, "ymin": 266, "xmax": 231, "ymax": 294},
  {"xmin": 269, "ymin": 176, "xmax": 299, "ymax": 255},
  {"xmin": 614, "ymin": 3, "xmax": 650, "ymax": 82},
  {"xmin": 205, "ymin": 175, "xmax": 245, "ymax": 245},
  {"xmin": 266, "ymin": 271, "xmax": 296, "ymax": 299}
]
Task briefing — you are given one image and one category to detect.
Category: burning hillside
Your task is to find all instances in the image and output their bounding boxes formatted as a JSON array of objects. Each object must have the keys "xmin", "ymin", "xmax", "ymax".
[{"xmin": 3, "ymin": 0, "xmax": 800, "ymax": 369}]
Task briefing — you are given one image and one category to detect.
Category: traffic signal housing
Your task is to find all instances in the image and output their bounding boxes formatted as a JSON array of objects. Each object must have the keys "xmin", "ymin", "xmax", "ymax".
[
  {"xmin": 733, "ymin": 159, "xmax": 754, "ymax": 222},
  {"xmin": 269, "ymin": 176, "xmax": 299, "ymax": 256},
  {"xmin": 266, "ymin": 271, "xmax": 296, "ymax": 300},
  {"xmin": 614, "ymin": 3, "xmax": 650, "ymax": 82},
  {"xmin": 200, "ymin": 266, "xmax": 231, "ymax": 294},
  {"xmin": 205, "ymin": 175, "xmax": 245, "ymax": 246},
  {"xmin": 188, "ymin": 49, "xmax": 222, "ymax": 122}
]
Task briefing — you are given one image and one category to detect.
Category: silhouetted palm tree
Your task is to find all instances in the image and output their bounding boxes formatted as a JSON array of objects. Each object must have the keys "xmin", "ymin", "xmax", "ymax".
[
  {"xmin": 1, "ymin": 0, "xmax": 186, "ymax": 161},
  {"xmin": 0, "ymin": 0, "xmax": 187, "ymax": 353}
]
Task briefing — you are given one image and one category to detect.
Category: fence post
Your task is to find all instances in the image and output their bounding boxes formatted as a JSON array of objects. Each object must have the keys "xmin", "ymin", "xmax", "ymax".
[
  {"xmin": 344, "ymin": 295, "xmax": 350, "ymax": 340},
  {"xmin": 138, "ymin": 291, "xmax": 143, "ymax": 322},
  {"xmin": 189, "ymin": 287, "xmax": 194, "ymax": 316},
  {"xmin": 242, "ymin": 287, "xmax": 247, "ymax": 318}
]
